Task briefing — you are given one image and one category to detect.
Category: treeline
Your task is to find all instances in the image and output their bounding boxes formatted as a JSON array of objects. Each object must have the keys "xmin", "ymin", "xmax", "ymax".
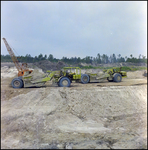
[{"xmin": 1, "ymin": 53, "xmax": 147, "ymax": 64}]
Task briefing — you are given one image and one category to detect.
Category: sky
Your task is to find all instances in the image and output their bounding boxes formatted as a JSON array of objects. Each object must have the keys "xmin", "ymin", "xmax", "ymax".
[{"xmin": 1, "ymin": 1, "xmax": 147, "ymax": 59}]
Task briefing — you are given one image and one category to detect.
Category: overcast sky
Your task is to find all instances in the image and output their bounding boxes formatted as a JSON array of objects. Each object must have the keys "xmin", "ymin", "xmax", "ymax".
[{"xmin": 1, "ymin": 1, "xmax": 147, "ymax": 59}]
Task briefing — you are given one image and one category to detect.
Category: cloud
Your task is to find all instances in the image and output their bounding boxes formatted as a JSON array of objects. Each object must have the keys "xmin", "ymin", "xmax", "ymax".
[{"xmin": 1, "ymin": 1, "xmax": 147, "ymax": 59}]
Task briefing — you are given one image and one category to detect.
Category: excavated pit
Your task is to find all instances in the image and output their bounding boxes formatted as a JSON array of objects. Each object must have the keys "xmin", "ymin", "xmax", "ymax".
[{"xmin": 1, "ymin": 63, "xmax": 147, "ymax": 149}]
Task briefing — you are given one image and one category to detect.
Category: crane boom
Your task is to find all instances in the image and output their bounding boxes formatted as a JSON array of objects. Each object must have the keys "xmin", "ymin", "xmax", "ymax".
[
  {"xmin": 2, "ymin": 37, "xmax": 32, "ymax": 76},
  {"xmin": 2, "ymin": 38, "xmax": 22, "ymax": 71}
]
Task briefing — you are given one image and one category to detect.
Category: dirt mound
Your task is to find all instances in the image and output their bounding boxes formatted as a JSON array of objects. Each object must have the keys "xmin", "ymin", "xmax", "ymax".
[
  {"xmin": 1, "ymin": 66, "xmax": 18, "ymax": 78},
  {"xmin": 33, "ymin": 60, "xmax": 68, "ymax": 72},
  {"xmin": 1, "ymin": 65, "xmax": 43, "ymax": 79},
  {"xmin": 56, "ymin": 61, "xmax": 67, "ymax": 70},
  {"xmin": 127, "ymin": 70, "xmax": 147, "ymax": 79},
  {"xmin": 81, "ymin": 62, "xmax": 147, "ymax": 67},
  {"xmin": 1, "ymin": 62, "xmax": 15, "ymax": 68},
  {"xmin": 1, "ymin": 85, "xmax": 147, "ymax": 149},
  {"xmin": 1, "ymin": 64, "xmax": 147, "ymax": 149}
]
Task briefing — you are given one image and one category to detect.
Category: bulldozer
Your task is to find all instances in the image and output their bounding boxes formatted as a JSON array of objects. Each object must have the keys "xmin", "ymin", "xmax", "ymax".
[{"xmin": 11, "ymin": 66, "xmax": 127, "ymax": 88}]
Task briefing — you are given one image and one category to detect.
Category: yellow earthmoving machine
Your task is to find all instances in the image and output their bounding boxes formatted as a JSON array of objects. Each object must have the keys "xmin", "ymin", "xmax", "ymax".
[
  {"xmin": 3, "ymin": 38, "xmax": 127, "ymax": 88},
  {"xmin": 11, "ymin": 66, "xmax": 127, "ymax": 88}
]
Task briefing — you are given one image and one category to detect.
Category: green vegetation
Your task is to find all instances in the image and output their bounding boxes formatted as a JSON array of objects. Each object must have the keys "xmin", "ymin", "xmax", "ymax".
[
  {"xmin": 1, "ymin": 53, "xmax": 147, "ymax": 67},
  {"xmin": 1, "ymin": 53, "xmax": 147, "ymax": 72},
  {"xmin": 120, "ymin": 66, "xmax": 147, "ymax": 71},
  {"xmin": 80, "ymin": 66, "xmax": 147, "ymax": 71},
  {"xmin": 115, "ymin": 66, "xmax": 147, "ymax": 71}
]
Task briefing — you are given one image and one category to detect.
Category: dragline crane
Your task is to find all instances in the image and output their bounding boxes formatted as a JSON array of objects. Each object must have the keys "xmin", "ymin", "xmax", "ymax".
[{"xmin": 2, "ymin": 37, "xmax": 32, "ymax": 76}]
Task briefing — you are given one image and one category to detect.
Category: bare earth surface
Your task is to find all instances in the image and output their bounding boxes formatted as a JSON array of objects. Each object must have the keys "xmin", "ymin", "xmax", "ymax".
[{"xmin": 1, "ymin": 63, "xmax": 147, "ymax": 149}]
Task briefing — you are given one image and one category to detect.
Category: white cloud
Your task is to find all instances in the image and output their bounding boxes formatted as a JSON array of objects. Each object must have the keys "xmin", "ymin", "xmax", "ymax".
[{"xmin": 1, "ymin": 1, "xmax": 147, "ymax": 58}]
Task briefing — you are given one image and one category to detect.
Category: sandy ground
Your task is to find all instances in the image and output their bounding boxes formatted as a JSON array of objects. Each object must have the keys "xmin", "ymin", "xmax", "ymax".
[{"xmin": 1, "ymin": 64, "xmax": 147, "ymax": 149}]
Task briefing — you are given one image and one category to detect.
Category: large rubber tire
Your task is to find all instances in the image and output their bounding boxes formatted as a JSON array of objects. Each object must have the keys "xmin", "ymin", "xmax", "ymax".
[
  {"xmin": 113, "ymin": 73, "xmax": 122, "ymax": 82},
  {"xmin": 81, "ymin": 74, "xmax": 90, "ymax": 84},
  {"xmin": 18, "ymin": 76, "xmax": 24, "ymax": 87},
  {"xmin": 58, "ymin": 77, "xmax": 71, "ymax": 87},
  {"xmin": 11, "ymin": 78, "xmax": 24, "ymax": 88}
]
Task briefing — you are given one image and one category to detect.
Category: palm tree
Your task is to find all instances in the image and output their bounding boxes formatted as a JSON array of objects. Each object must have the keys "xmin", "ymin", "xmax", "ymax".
[
  {"xmin": 118, "ymin": 54, "xmax": 121, "ymax": 58},
  {"xmin": 112, "ymin": 54, "xmax": 116, "ymax": 63},
  {"xmin": 97, "ymin": 53, "xmax": 101, "ymax": 64}
]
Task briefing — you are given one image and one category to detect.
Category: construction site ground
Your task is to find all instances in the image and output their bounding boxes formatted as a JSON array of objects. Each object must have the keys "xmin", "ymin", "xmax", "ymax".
[{"xmin": 1, "ymin": 63, "xmax": 147, "ymax": 149}]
